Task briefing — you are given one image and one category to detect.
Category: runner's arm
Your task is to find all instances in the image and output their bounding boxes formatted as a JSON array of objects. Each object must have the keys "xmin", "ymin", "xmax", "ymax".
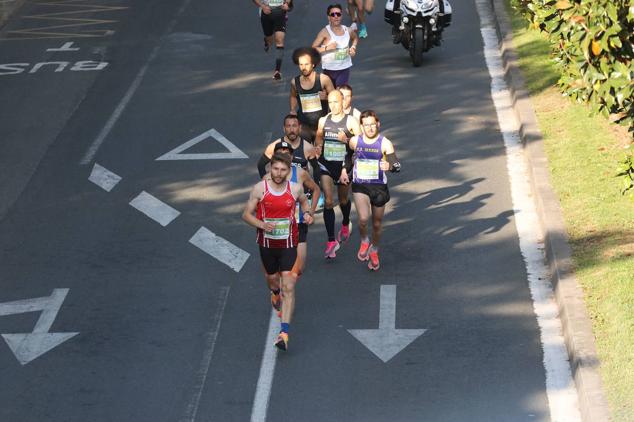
[
  {"xmin": 289, "ymin": 80, "xmax": 298, "ymax": 114},
  {"xmin": 314, "ymin": 116, "xmax": 326, "ymax": 157},
  {"xmin": 300, "ymin": 169, "xmax": 321, "ymax": 215},
  {"xmin": 311, "ymin": 29, "xmax": 331, "ymax": 53},
  {"xmin": 242, "ymin": 183, "xmax": 267, "ymax": 229},
  {"xmin": 343, "ymin": 141, "xmax": 355, "ymax": 174},
  {"xmin": 382, "ymin": 139, "xmax": 401, "ymax": 172},
  {"xmin": 296, "ymin": 190, "xmax": 314, "ymax": 225},
  {"xmin": 257, "ymin": 142, "xmax": 277, "ymax": 177},
  {"xmin": 321, "ymin": 73, "xmax": 335, "ymax": 94}
]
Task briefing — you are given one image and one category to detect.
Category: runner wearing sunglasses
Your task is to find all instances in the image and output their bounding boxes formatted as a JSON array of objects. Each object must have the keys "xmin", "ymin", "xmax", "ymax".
[{"xmin": 311, "ymin": 3, "xmax": 359, "ymax": 88}]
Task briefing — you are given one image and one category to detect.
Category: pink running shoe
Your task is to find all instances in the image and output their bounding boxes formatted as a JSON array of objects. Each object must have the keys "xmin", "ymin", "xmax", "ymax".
[
  {"xmin": 368, "ymin": 249, "xmax": 380, "ymax": 271},
  {"xmin": 324, "ymin": 240, "xmax": 340, "ymax": 259},
  {"xmin": 357, "ymin": 241, "xmax": 370, "ymax": 261},
  {"xmin": 337, "ymin": 224, "xmax": 351, "ymax": 243}
]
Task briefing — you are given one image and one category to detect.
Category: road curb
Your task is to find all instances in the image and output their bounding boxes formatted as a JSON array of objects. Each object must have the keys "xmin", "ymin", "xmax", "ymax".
[
  {"xmin": 0, "ymin": 0, "xmax": 26, "ymax": 28},
  {"xmin": 488, "ymin": 0, "xmax": 611, "ymax": 420}
]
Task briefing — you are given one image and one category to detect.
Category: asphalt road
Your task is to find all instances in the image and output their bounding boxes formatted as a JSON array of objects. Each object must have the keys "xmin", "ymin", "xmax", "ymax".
[{"xmin": 0, "ymin": 0, "xmax": 574, "ymax": 421}]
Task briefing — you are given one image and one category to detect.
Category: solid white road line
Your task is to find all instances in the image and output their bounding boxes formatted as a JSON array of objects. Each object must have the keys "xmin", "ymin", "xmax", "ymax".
[
  {"xmin": 250, "ymin": 310, "xmax": 279, "ymax": 422},
  {"xmin": 188, "ymin": 227, "xmax": 250, "ymax": 272},
  {"xmin": 129, "ymin": 191, "xmax": 181, "ymax": 227},
  {"xmin": 475, "ymin": 0, "xmax": 582, "ymax": 420},
  {"xmin": 88, "ymin": 163, "xmax": 122, "ymax": 192},
  {"xmin": 79, "ymin": 0, "xmax": 195, "ymax": 165},
  {"xmin": 180, "ymin": 286, "xmax": 230, "ymax": 422}
]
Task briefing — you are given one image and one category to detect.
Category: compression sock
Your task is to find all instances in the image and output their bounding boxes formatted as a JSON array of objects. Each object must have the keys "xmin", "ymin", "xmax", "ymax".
[
  {"xmin": 281, "ymin": 322, "xmax": 290, "ymax": 333},
  {"xmin": 324, "ymin": 207, "xmax": 336, "ymax": 241},
  {"xmin": 340, "ymin": 201, "xmax": 352, "ymax": 226},
  {"xmin": 275, "ymin": 47, "xmax": 284, "ymax": 72}
]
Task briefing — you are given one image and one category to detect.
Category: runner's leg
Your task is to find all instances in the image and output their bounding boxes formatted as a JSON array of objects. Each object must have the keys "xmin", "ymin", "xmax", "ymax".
[
  {"xmin": 321, "ymin": 174, "xmax": 337, "ymax": 241},
  {"xmin": 338, "ymin": 183, "xmax": 352, "ymax": 227},
  {"xmin": 353, "ymin": 191, "xmax": 371, "ymax": 241},
  {"xmin": 370, "ymin": 204, "xmax": 386, "ymax": 246}
]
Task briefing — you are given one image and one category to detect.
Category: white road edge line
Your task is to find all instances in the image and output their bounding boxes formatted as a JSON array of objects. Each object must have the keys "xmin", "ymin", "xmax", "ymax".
[
  {"xmin": 88, "ymin": 163, "xmax": 122, "ymax": 192},
  {"xmin": 180, "ymin": 286, "xmax": 230, "ymax": 422},
  {"xmin": 250, "ymin": 310, "xmax": 279, "ymax": 422},
  {"xmin": 189, "ymin": 227, "xmax": 250, "ymax": 273},
  {"xmin": 79, "ymin": 0, "xmax": 195, "ymax": 165},
  {"xmin": 129, "ymin": 191, "xmax": 181, "ymax": 227},
  {"xmin": 475, "ymin": 0, "xmax": 582, "ymax": 420}
]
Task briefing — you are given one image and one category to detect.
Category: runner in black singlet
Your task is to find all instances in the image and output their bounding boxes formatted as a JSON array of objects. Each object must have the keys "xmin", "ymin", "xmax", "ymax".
[
  {"xmin": 289, "ymin": 47, "xmax": 335, "ymax": 143},
  {"xmin": 314, "ymin": 90, "xmax": 361, "ymax": 259}
]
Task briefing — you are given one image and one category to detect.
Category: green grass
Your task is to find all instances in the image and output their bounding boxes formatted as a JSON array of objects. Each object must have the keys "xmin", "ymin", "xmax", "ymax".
[{"xmin": 506, "ymin": 2, "xmax": 634, "ymax": 420}]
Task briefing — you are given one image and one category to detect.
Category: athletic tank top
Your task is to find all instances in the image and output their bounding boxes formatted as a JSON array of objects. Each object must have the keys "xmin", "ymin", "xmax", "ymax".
[
  {"xmin": 353, "ymin": 135, "xmax": 387, "ymax": 184},
  {"xmin": 291, "ymin": 140, "xmax": 308, "ymax": 170},
  {"xmin": 321, "ymin": 114, "xmax": 350, "ymax": 163},
  {"xmin": 256, "ymin": 180, "xmax": 299, "ymax": 248},
  {"xmin": 290, "ymin": 166, "xmax": 306, "ymax": 224},
  {"xmin": 321, "ymin": 25, "xmax": 353, "ymax": 71},
  {"xmin": 295, "ymin": 73, "xmax": 328, "ymax": 129}
]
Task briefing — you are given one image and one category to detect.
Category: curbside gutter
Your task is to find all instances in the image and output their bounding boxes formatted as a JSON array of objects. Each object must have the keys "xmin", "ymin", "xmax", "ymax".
[
  {"xmin": 0, "ymin": 0, "xmax": 26, "ymax": 28},
  {"xmin": 488, "ymin": 0, "xmax": 611, "ymax": 420}
]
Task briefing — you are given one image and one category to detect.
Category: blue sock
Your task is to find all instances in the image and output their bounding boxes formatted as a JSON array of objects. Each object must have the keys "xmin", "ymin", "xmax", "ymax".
[{"xmin": 281, "ymin": 323, "xmax": 290, "ymax": 333}]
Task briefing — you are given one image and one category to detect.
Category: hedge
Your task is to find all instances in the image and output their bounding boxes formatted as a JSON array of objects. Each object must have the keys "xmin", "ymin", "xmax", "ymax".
[{"xmin": 511, "ymin": 0, "xmax": 633, "ymax": 194}]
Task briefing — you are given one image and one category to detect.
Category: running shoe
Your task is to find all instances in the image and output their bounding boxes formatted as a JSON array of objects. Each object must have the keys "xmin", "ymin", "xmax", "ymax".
[
  {"xmin": 273, "ymin": 70, "xmax": 282, "ymax": 81},
  {"xmin": 275, "ymin": 332, "xmax": 288, "ymax": 351},
  {"xmin": 270, "ymin": 290, "xmax": 281, "ymax": 314},
  {"xmin": 357, "ymin": 241, "xmax": 370, "ymax": 261},
  {"xmin": 324, "ymin": 240, "xmax": 340, "ymax": 259},
  {"xmin": 337, "ymin": 224, "xmax": 351, "ymax": 243},
  {"xmin": 358, "ymin": 23, "xmax": 368, "ymax": 38},
  {"xmin": 368, "ymin": 249, "xmax": 380, "ymax": 271}
]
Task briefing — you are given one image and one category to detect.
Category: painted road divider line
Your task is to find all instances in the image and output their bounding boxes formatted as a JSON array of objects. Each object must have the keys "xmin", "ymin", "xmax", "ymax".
[
  {"xmin": 88, "ymin": 163, "xmax": 122, "ymax": 192},
  {"xmin": 250, "ymin": 309, "xmax": 279, "ymax": 422},
  {"xmin": 129, "ymin": 191, "xmax": 181, "ymax": 227},
  {"xmin": 188, "ymin": 227, "xmax": 249, "ymax": 273},
  {"xmin": 475, "ymin": 0, "xmax": 581, "ymax": 419},
  {"xmin": 180, "ymin": 286, "xmax": 230, "ymax": 422}
]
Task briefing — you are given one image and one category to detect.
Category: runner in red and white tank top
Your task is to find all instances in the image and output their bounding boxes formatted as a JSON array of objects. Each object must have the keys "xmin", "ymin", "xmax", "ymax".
[
  {"xmin": 243, "ymin": 153, "xmax": 314, "ymax": 351},
  {"xmin": 256, "ymin": 179, "xmax": 299, "ymax": 248}
]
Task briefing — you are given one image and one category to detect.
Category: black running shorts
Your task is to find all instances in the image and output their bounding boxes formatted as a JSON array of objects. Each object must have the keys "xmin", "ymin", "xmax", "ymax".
[
  {"xmin": 260, "ymin": 8, "xmax": 286, "ymax": 37},
  {"xmin": 319, "ymin": 159, "xmax": 346, "ymax": 185},
  {"xmin": 352, "ymin": 183, "xmax": 390, "ymax": 207},
  {"xmin": 259, "ymin": 245, "xmax": 297, "ymax": 274},
  {"xmin": 298, "ymin": 223, "xmax": 308, "ymax": 243}
]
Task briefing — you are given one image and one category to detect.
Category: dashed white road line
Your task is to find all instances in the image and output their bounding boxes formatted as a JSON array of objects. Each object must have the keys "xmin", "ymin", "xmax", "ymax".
[
  {"xmin": 250, "ymin": 310, "xmax": 279, "ymax": 422},
  {"xmin": 88, "ymin": 163, "xmax": 122, "ymax": 192},
  {"xmin": 189, "ymin": 227, "xmax": 250, "ymax": 272},
  {"xmin": 475, "ymin": 0, "xmax": 582, "ymax": 420},
  {"xmin": 129, "ymin": 191, "xmax": 181, "ymax": 227}
]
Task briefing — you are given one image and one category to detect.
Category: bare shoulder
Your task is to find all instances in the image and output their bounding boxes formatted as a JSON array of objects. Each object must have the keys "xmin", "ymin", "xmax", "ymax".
[{"xmin": 265, "ymin": 139, "xmax": 281, "ymax": 156}]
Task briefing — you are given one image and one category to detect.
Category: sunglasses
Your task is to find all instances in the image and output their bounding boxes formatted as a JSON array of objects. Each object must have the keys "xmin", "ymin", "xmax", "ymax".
[{"xmin": 329, "ymin": 12, "xmax": 342, "ymax": 17}]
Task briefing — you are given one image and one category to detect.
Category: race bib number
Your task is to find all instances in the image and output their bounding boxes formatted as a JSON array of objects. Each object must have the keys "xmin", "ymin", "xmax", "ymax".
[
  {"xmin": 323, "ymin": 140, "xmax": 347, "ymax": 162},
  {"xmin": 299, "ymin": 92, "xmax": 322, "ymax": 113},
  {"xmin": 334, "ymin": 48, "xmax": 349, "ymax": 61},
  {"xmin": 268, "ymin": 0, "xmax": 284, "ymax": 6},
  {"xmin": 356, "ymin": 159, "xmax": 379, "ymax": 180},
  {"xmin": 264, "ymin": 218, "xmax": 290, "ymax": 240}
]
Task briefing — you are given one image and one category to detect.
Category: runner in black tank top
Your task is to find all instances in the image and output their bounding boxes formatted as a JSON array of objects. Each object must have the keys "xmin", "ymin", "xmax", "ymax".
[
  {"xmin": 314, "ymin": 90, "xmax": 362, "ymax": 259},
  {"xmin": 290, "ymin": 47, "xmax": 335, "ymax": 143}
]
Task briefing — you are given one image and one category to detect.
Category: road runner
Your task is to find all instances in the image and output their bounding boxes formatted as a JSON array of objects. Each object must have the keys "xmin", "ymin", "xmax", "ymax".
[
  {"xmin": 347, "ymin": 110, "xmax": 400, "ymax": 270},
  {"xmin": 242, "ymin": 152, "xmax": 314, "ymax": 350},
  {"xmin": 253, "ymin": 0, "xmax": 293, "ymax": 80}
]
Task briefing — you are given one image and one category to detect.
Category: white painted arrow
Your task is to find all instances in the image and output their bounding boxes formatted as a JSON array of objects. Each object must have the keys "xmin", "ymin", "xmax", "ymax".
[
  {"xmin": 0, "ymin": 289, "xmax": 79, "ymax": 365},
  {"xmin": 156, "ymin": 128, "xmax": 248, "ymax": 160},
  {"xmin": 348, "ymin": 285, "xmax": 426, "ymax": 363}
]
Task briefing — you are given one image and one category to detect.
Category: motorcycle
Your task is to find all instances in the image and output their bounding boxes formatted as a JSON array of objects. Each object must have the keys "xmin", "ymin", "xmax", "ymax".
[{"xmin": 384, "ymin": 0, "xmax": 452, "ymax": 67}]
